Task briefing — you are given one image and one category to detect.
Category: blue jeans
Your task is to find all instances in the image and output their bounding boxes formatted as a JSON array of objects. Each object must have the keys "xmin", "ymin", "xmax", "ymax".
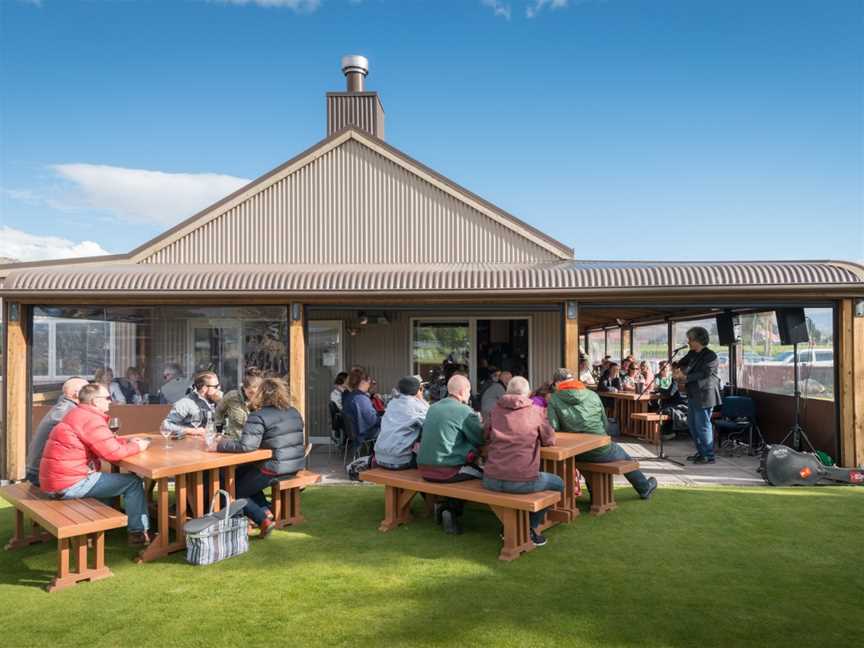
[
  {"xmin": 26, "ymin": 468, "xmax": 40, "ymax": 487},
  {"xmin": 576, "ymin": 443, "xmax": 653, "ymax": 496},
  {"xmin": 483, "ymin": 472, "xmax": 565, "ymax": 529},
  {"xmin": 59, "ymin": 472, "xmax": 149, "ymax": 533},
  {"xmin": 687, "ymin": 406, "xmax": 715, "ymax": 460},
  {"xmin": 235, "ymin": 464, "xmax": 298, "ymax": 525}
]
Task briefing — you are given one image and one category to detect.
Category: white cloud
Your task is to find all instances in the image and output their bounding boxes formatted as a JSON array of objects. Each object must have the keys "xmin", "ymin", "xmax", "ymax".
[
  {"xmin": 481, "ymin": 0, "xmax": 512, "ymax": 20},
  {"xmin": 0, "ymin": 226, "xmax": 111, "ymax": 262},
  {"xmin": 50, "ymin": 163, "xmax": 251, "ymax": 227},
  {"xmin": 526, "ymin": 0, "xmax": 569, "ymax": 18},
  {"xmin": 212, "ymin": 0, "xmax": 321, "ymax": 11}
]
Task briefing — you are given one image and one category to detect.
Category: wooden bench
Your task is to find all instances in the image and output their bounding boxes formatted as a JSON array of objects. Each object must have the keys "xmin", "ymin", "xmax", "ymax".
[
  {"xmin": 630, "ymin": 412, "xmax": 669, "ymax": 445},
  {"xmin": 270, "ymin": 470, "xmax": 321, "ymax": 529},
  {"xmin": 574, "ymin": 460, "xmax": 639, "ymax": 516},
  {"xmin": 0, "ymin": 483, "xmax": 127, "ymax": 592},
  {"xmin": 360, "ymin": 468, "xmax": 561, "ymax": 561}
]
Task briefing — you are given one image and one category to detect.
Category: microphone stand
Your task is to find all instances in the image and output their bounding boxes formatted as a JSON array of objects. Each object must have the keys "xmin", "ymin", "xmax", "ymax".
[{"xmin": 635, "ymin": 347, "xmax": 687, "ymax": 467}]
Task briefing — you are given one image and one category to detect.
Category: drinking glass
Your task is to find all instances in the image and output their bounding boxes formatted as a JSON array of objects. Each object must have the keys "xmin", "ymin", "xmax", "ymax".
[
  {"xmin": 159, "ymin": 421, "xmax": 173, "ymax": 448},
  {"xmin": 108, "ymin": 417, "xmax": 120, "ymax": 433}
]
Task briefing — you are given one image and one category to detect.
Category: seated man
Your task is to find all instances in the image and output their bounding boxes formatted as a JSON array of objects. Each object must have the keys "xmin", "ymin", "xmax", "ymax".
[
  {"xmin": 546, "ymin": 369, "xmax": 657, "ymax": 500},
  {"xmin": 483, "ymin": 376, "xmax": 562, "ymax": 547},
  {"xmin": 417, "ymin": 374, "xmax": 485, "ymax": 534},
  {"xmin": 162, "ymin": 371, "xmax": 222, "ymax": 438},
  {"xmin": 157, "ymin": 362, "xmax": 189, "ymax": 404},
  {"xmin": 25, "ymin": 376, "xmax": 89, "ymax": 487},
  {"xmin": 374, "ymin": 376, "xmax": 429, "ymax": 470},
  {"xmin": 39, "ymin": 383, "xmax": 152, "ymax": 545}
]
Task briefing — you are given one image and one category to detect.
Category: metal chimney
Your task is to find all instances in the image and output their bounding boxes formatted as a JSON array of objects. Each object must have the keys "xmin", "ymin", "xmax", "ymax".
[
  {"xmin": 341, "ymin": 55, "xmax": 368, "ymax": 92},
  {"xmin": 326, "ymin": 54, "xmax": 385, "ymax": 139}
]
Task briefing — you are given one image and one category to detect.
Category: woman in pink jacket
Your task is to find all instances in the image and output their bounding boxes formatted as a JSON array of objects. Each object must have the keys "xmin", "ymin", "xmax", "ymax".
[{"xmin": 40, "ymin": 383, "xmax": 152, "ymax": 545}]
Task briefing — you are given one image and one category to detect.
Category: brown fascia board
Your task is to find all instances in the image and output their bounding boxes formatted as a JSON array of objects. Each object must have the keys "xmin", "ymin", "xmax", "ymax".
[{"xmin": 0, "ymin": 253, "xmax": 128, "ymax": 276}]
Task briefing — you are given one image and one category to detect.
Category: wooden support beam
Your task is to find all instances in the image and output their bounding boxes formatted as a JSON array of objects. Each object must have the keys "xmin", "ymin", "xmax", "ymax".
[
  {"xmin": 289, "ymin": 303, "xmax": 307, "ymax": 440},
  {"xmin": 837, "ymin": 299, "xmax": 864, "ymax": 467},
  {"xmin": 3, "ymin": 301, "xmax": 29, "ymax": 481},
  {"xmin": 563, "ymin": 301, "xmax": 579, "ymax": 371}
]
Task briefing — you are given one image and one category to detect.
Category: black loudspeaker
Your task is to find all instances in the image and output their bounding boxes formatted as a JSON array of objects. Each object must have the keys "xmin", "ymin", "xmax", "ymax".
[
  {"xmin": 716, "ymin": 313, "xmax": 738, "ymax": 346},
  {"xmin": 776, "ymin": 308, "xmax": 809, "ymax": 345}
]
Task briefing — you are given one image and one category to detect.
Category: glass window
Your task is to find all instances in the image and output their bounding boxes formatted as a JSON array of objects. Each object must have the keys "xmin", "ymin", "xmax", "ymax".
[
  {"xmin": 32, "ymin": 322, "xmax": 50, "ymax": 377},
  {"xmin": 631, "ymin": 323, "xmax": 668, "ymax": 373},
  {"xmin": 672, "ymin": 318, "xmax": 728, "ymax": 385},
  {"xmin": 605, "ymin": 328, "xmax": 621, "ymax": 363},
  {"xmin": 412, "ymin": 321, "xmax": 470, "ymax": 382},
  {"xmin": 737, "ymin": 308, "xmax": 833, "ymax": 399},
  {"xmin": 587, "ymin": 330, "xmax": 605, "ymax": 366}
]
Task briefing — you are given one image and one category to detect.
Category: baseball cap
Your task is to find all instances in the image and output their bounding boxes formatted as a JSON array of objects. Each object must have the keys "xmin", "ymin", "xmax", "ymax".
[{"xmin": 551, "ymin": 368, "xmax": 573, "ymax": 383}]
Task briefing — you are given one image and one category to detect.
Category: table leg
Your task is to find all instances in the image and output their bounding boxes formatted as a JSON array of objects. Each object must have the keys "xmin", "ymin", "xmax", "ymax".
[
  {"xmin": 540, "ymin": 457, "xmax": 578, "ymax": 528},
  {"xmin": 225, "ymin": 466, "xmax": 236, "ymax": 498},
  {"xmin": 175, "ymin": 474, "xmax": 188, "ymax": 547},
  {"xmin": 193, "ymin": 471, "xmax": 205, "ymax": 518},
  {"xmin": 209, "ymin": 470, "xmax": 220, "ymax": 511},
  {"xmin": 136, "ymin": 477, "xmax": 186, "ymax": 563}
]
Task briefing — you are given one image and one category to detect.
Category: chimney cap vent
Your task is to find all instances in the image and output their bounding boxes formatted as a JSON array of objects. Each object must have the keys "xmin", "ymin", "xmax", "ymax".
[{"xmin": 341, "ymin": 55, "xmax": 369, "ymax": 77}]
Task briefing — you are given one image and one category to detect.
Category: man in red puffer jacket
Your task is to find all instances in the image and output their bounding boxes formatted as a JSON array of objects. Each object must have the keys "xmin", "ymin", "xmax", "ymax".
[{"xmin": 40, "ymin": 382, "xmax": 152, "ymax": 545}]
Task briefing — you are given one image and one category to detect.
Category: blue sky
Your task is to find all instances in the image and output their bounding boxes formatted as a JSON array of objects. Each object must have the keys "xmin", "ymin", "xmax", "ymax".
[{"xmin": 1, "ymin": 0, "xmax": 862, "ymax": 262}]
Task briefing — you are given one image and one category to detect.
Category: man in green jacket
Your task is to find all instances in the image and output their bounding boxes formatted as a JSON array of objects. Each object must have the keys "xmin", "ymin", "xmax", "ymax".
[
  {"xmin": 418, "ymin": 374, "xmax": 484, "ymax": 534},
  {"xmin": 547, "ymin": 369, "xmax": 657, "ymax": 500}
]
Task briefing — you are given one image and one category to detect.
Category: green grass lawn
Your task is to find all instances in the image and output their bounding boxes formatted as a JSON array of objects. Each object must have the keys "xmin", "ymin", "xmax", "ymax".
[{"xmin": 1, "ymin": 484, "xmax": 862, "ymax": 648}]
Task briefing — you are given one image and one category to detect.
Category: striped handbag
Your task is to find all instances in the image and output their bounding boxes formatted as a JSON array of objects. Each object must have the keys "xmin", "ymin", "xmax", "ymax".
[{"xmin": 184, "ymin": 490, "xmax": 249, "ymax": 566}]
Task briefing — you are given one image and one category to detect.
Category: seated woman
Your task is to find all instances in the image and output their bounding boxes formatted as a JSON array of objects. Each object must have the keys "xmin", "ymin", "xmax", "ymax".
[
  {"xmin": 621, "ymin": 364, "xmax": 644, "ymax": 392},
  {"xmin": 639, "ymin": 361, "xmax": 654, "ymax": 388},
  {"xmin": 656, "ymin": 362, "xmax": 673, "ymax": 391},
  {"xmin": 210, "ymin": 377, "xmax": 305, "ymax": 536},
  {"xmin": 530, "ymin": 383, "xmax": 552, "ymax": 409},
  {"xmin": 577, "ymin": 358, "xmax": 596, "ymax": 385},
  {"xmin": 215, "ymin": 367, "xmax": 263, "ymax": 440}
]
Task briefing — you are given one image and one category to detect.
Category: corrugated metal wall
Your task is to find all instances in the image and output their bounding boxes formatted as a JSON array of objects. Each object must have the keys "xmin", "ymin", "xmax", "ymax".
[
  {"xmin": 141, "ymin": 139, "xmax": 558, "ymax": 265},
  {"xmin": 326, "ymin": 94, "xmax": 385, "ymax": 139},
  {"xmin": 306, "ymin": 308, "xmax": 562, "ymax": 437}
]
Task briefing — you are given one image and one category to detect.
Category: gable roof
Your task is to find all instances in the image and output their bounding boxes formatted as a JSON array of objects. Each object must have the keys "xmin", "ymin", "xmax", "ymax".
[{"xmin": 129, "ymin": 128, "xmax": 574, "ymax": 264}]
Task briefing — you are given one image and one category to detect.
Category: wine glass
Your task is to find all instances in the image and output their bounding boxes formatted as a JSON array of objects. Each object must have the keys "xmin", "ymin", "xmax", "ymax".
[
  {"xmin": 108, "ymin": 417, "xmax": 120, "ymax": 433},
  {"xmin": 159, "ymin": 421, "xmax": 173, "ymax": 448}
]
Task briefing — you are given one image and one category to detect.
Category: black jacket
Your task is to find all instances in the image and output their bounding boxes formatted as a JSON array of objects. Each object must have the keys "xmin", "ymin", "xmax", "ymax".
[
  {"xmin": 218, "ymin": 405, "xmax": 305, "ymax": 475},
  {"xmin": 679, "ymin": 348, "xmax": 722, "ymax": 409},
  {"xmin": 599, "ymin": 373, "xmax": 622, "ymax": 391}
]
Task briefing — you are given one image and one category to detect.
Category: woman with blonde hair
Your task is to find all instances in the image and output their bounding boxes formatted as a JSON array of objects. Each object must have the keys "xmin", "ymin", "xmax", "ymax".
[
  {"xmin": 94, "ymin": 367, "xmax": 127, "ymax": 404},
  {"xmin": 212, "ymin": 377, "xmax": 305, "ymax": 536}
]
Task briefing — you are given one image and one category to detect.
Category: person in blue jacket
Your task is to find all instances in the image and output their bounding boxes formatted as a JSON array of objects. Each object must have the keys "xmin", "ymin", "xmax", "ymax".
[{"xmin": 341, "ymin": 367, "xmax": 381, "ymax": 454}]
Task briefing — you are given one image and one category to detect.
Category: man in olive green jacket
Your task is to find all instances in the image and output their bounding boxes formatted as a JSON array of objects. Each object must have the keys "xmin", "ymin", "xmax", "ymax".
[{"xmin": 547, "ymin": 369, "xmax": 656, "ymax": 499}]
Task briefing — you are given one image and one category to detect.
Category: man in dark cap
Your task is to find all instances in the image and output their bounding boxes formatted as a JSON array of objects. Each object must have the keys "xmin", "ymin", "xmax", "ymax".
[{"xmin": 374, "ymin": 376, "xmax": 429, "ymax": 470}]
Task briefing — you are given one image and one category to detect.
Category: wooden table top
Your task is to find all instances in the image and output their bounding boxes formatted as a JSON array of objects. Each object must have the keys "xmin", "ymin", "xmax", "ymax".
[
  {"xmin": 597, "ymin": 390, "xmax": 659, "ymax": 401},
  {"xmin": 540, "ymin": 432, "xmax": 610, "ymax": 461},
  {"xmin": 118, "ymin": 434, "xmax": 272, "ymax": 480}
]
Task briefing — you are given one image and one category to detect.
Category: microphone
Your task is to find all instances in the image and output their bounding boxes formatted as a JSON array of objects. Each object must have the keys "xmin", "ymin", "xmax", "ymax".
[{"xmin": 673, "ymin": 345, "xmax": 688, "ymax": 353}]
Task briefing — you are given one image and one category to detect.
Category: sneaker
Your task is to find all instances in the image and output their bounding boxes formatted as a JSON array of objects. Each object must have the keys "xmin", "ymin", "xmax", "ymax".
[
  {"xmin": 441, "ymin": 509, "xmax": 463, "ymax": 535},
  {"xmin": 693, "ymin": 456, "xmax": 716, "ymax": 464},
  {"xmin": 530, "ymin": 529, "xmax": 547, "ymax": 546},
  {"xmin": 264, "ymin": 508, "xmax": 275, "ymax": 521},
  {"xmin": 128, "ymin": 531, "xmax": 151, "ymax": 547},
  {"xmin": 640, "ymin": 477, "xmax": 658, "ymax": 500},
  {"xmin": 259, "ymin": 518, "xmax": 276, "ymax": 538},
  {"xmin": 686, "ymin": 454, "xmax": 702, "ymax": 462}
]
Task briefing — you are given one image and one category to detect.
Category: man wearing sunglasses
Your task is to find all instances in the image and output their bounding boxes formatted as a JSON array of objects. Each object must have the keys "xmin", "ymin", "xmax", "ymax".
[{"xmin": 161, "ymin": 371, "xmax": 224, "ymax": 438}]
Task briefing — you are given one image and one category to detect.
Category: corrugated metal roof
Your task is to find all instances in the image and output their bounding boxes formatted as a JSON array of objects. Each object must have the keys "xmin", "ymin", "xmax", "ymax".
[{"xmin": 2, "ymin": 260, "xmax": 862, "ymax": 295}]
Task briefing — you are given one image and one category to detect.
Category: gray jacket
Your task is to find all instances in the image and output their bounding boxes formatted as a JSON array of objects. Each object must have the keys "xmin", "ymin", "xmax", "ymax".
[
  {"xmin": 375, "ymin": 394, "xmax": 429, "ymax": 467},
  {"xmin": 26, "ymin": 396, "xmax": 77, "ymax": 480},
  {"xmin": 162, "ymin": 392, "xmax": 215, "ymax": 436},
  {"xmin": 158, "ymin": 377, "xmax": 189, "ymax": 404},
  {"xmin": 680, "ymin": 348, "xmax": 723, "ymax": 410},
  {"xmin": 480, "ymin": 382, "xmax": 505, "ymax": 419}
]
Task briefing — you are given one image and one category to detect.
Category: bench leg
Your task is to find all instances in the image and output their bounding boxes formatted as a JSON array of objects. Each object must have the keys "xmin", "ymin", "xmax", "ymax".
[
  {"xmin": 584, "ymin": 472, "xmax": 617, "ymax": 516},
  {"xmin": 5, "ymin": 510, "xmax": 52, "ymax": 550},
  {"xmin": 47, "ymin": 534, "xmax": 113, "ymax": 592},
  {"xmin": 490, "ymin": 506, "xmax": 535, "ymax": 561},
  {"xmin": 272, "ymin": 486, "xmax": 306, "ymax": 529},
  {"xmin": 379, "ymin": 486, "xmax": 417, "ymax": 532}
]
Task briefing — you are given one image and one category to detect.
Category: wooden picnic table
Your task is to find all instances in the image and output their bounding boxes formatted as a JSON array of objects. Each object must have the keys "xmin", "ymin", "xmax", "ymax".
[
  {"xmin": 117, "ymin": 434, "xmax": 271, "ymax": 562},
  {"xmin": 597, "ymin": 391, "xmax": 659, "ymax": 437},
  {"xmin": 539, "ymin": 432, "xmax": 610, "ymax": 527}
]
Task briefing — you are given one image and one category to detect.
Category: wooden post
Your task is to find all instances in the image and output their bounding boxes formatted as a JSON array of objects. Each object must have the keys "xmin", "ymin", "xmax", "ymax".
[
  {"xmin": 563, "ymin": 301, "xmax": 579, "ymax": 371},
  {"xmin": 3, "ymin": 301, "xmax": 29, "ymax": 481},
  {"xmin": 289, "ymin": 303, "xmax": 306, "ymax": 442},
  {"xmin": 837, "ymin": 299, "xmax": 864, "ymax": 467}
]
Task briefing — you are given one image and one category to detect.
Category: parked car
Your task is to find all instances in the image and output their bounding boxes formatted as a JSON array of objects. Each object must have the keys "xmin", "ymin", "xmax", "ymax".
[{"xmin": 763, "ymin": 349, "xmax": 833, "ymax": 366}]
